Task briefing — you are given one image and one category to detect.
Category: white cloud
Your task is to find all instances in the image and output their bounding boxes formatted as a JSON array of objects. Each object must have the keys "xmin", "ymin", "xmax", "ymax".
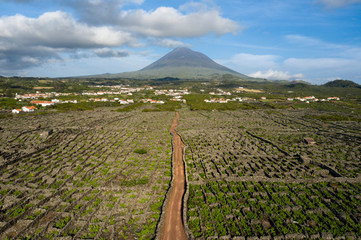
[
  {"xmin": 223, "ymin": 51, "xmax": 361, "ymax": 83},
  {"xmin": 315, "ymin": 0, "xmax": 361, "ymax": 8},
  {"xmin": 341, "ymin": 47, "xmax": 361, "ymax": 59},
  {"xmin": 249, "ymin": 69, "xmax": 304, "ymax": 80},
  {"xmin": 24, "ymin": 53, "xmax": 154, "ymax": 77},
  {"xmin": 284, "ymin": 57, "xmax": 358, "ymax": 71},
  {"xmin": 221, "ymin": 53, "xmax": 280, "ymax": 73},
  {"xmin": 283, "ymin": 57, "xmax": 361, "ymax": 83},
  {"xmin": 221, "ymin": 52, "xmax": 304, "ymax": 80},
  {"xmin": 63, "ymin": 0, "xmax": 143, "ymax": 25},
  {"xmin": 179, "ymin": 0, "xmax": 218, "ymax": 13},
  {"xmin": 62, "ymin": 1, "xmax": 240, "ymax": 38},
  {"xmin": 21, "ymin": 56, "xmax": 40, "ymax": 64},
  {"xmin": 0, "ymin": 11, "xmax": 139, "ymax": 73},
  {"xmin": 93, "ymin": 48, "xmax": 129, "ymax": 57},
  {"xmin": 285, "ymin": 35, "xmax": 344, "ymax": 50},
  {"xmin": 118, "ymin": 7, "xmax": 240, "ymax": 37},
  {"xmin": 0, "ymin": 1, "xmax": 241, "ymax": 74},
  {"xmin": 0, "ymin": 11, "xmax": 138, "ymax": 48},
  {"xmin": 152, "ymin": 39, "xmax": 190, "ymax": 48},
  {"xmin": 286, "ymin": 35, "xmax": 325, "ymax": 46}
]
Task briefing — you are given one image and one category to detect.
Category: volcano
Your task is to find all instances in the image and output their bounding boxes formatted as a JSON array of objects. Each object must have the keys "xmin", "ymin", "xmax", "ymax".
[
  {"xmin": 141, "ymin": 47, "xmax": 240, "ymax": 73},
  {"xmin": 134, "ymin": 47, "xmax": 247, "ymax": 79},
  {"xmin": 88, "ymin": 47, "xmax": 249, "ymax": 79}
]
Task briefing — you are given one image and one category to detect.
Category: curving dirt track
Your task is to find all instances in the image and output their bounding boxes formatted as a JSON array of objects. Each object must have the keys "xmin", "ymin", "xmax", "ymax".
[{"xmin": 160, "ymin": 112, "xmax": 188, "ymax": 240}]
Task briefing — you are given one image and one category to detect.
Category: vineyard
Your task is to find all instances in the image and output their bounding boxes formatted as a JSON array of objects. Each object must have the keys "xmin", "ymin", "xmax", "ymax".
[
  {"xmin": 0, "ymin": 109, "xmax": 174, "ymax": 239},
  {"xmin": 177, "ymin": 109, "xmax": 361, "ymax": 239},
  {"xmin": 1, "ymin": 107, "xmax": 361, "ymax": 239}
]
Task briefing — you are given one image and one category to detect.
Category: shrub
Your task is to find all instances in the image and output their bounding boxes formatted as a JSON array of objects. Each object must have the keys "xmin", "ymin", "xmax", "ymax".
[{"xmin": 134, "ymin": 148, "xmax": 147, "ymax": 154}]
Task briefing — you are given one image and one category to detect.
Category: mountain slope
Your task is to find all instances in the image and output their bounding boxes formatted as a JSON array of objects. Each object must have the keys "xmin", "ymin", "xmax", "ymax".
[{"xmin": 86, "ymin": 47, "xmax": 250, "ymax": 79}]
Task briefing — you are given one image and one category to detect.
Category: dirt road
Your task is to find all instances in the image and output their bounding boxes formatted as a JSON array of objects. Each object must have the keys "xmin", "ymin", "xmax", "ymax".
[{"xmin": 160, "ymin": 112, "xmax": 188, "ymax": 240}]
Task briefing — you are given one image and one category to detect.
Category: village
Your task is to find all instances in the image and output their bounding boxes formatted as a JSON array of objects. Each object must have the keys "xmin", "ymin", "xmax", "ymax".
[
  {"xmin": 9, "ymin": 87, "xmax": 190, "ymax": 114},
  {"xmin": 203, "ymin": 88, "xmax": 340, "ymax": 104},
  {"xmin": 7, "ymin": 85, "xmax": 341, "ymax": 114}
]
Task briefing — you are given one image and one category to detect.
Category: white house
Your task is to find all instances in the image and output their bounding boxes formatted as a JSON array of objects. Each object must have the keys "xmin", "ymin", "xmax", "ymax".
[
  {"xmin": 12, "ymin": 109, "xmax": 21, "ymax": 114},
  {"xmin": 22, "ymin": 106, "xmax": 36, "ymax": 112},
  {"xmin": 51, "ymin": 99, "xmax": 61, "ymax": 104},
  {"xmin": 119, "ymin": 99, "xmax": 129, "ymax": 104},
  {"xmin": 31, "ymin": 100, "xmax": 54, "ymax": 107}
]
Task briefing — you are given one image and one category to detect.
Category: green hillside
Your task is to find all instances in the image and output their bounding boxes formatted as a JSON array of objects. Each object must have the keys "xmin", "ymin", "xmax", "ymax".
[{"xmin": 324, "ymin": 79, "xmax": 360, "ymax": 88}]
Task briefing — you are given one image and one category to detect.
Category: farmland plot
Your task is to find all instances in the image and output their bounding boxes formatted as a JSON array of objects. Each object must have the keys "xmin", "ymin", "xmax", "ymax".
[
  {"xmin": 0, "ymin": 109, "xmax": 174, "ymax": 239},
  {"xmin": 177, "ymin": 109, "xmax": 361, "ymax": 239}
]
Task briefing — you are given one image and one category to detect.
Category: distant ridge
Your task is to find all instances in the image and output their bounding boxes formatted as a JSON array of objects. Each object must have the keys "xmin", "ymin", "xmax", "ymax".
[{"xmin": 83, "ymin": 47, "xmax": 250, "ymax": 79}]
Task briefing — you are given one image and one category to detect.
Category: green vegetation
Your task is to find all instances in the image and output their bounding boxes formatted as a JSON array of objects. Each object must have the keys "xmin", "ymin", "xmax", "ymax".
[
  {"xmin": 0, "ymin": 98, "xmax": 25, "ymax": 110},
  {"xmin": 188, "ymin": 181, "xmax": 361, "ymax": 238},
  {"xmin": 120, "ymin": 176, "xmax": 149, "ymax": 187},
  {"xmin": 54, "ymin": 216, "xmax": 71, "ymax": 229},
  {"xmin": 142, "ymin": 101, "xmax": 181, "ymax": 112},
  {"xmin": 133, "ymin": 148, "xmax": 147, "ymax": 154},
  {"xmin": 305, "ymin": 114, "xmax": 361, "ymax": 122},
  {"xmin": 116, "ymin": 103, "xmax": 143, "ymax": 112},
  {"xmin": 324, "ymin": 79, "xmax": 360, "ymax": 88},
  {"xmin": 180, "ymin": 108, "xmax": 361, "ymax": 239},
  {"xmin": 51, "ymin": 102, "xmax": 121, "ymax": 111}
]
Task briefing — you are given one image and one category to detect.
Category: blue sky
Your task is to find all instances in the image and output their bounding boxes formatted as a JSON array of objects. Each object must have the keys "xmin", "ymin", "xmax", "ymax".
[{"xmin": 0, "ymin": 0, "xmax": 361, "ymax": 84}]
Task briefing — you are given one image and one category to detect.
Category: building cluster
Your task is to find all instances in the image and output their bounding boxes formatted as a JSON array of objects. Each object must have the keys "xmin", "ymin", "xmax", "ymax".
[
  {"xmin": 153, "ymin": 89, "xmax": 189, "ymax": 103},
  {"xmin": 91, "ymin": 85, "xmax": 155, "ymax": 90},
  {"xmin": 140, "ymin": 99, "xmax": 165, "ymax": 104},
  {"xmin": 287, "ymin": 96, "xmax": 340, "ymax": 103},
  {"xmin": 209, "ymin": 88, "xmax": 232, "ymax": 96},
  {"xmin": 15, "ymin": 92, "xmax": 74, "ymax": 100},
  {"xmin": 31, "ymin": 100, "xmax": 54, "ymax": 107},
  {"xmin": 92, "ymin": 84, "xmax": 129, "ymax": 88},
  {"xmin": 82, "ymin": 87, "xmax": 143, "ymax": 96},
  {"xmin": 12, "ymin": 106, "xmax": 37, "ymax": 114},
  {"xmin": 204, "ymin": 97, "xmax": 252, "ymax": 104},
  {"xmin": 88, "ymin": 98, "xmax": 134, "ymax": 104},
  {"xmin": 12, "ymin": 99, "xmax": 80, "ymax": 113},
  {"xmin": 30, "ymin": 99, "xmax": 79, "ymax": 106},
  {"xmin": 233, "ymin": 97, "xmax": 251, "ymax": 102},
  {"xmin": 234, "ymin": 87, "xmax": 263, "ymax": 93},
  {"xmin": 170, "ymin": 97, "xmax": 186, "ymax": 103},
  {"xmin": 204, "ymin": 98, "xmax": 231, "ymax": 103},
  {"xmin": 12, "ymin": 88, "xmax": 142, "ymax": 113},
  {"xmin": 154, "ymin": 89, "xmax": 190, "ymax": 96}
]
